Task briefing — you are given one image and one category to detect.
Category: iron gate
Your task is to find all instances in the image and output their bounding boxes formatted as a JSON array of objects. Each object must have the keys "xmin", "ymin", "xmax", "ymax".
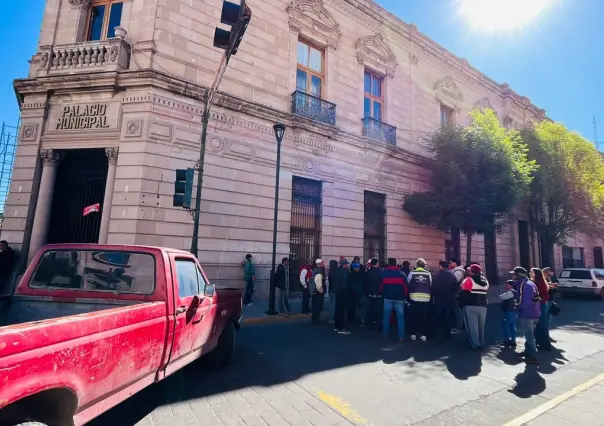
[
  {"xmin": 484, "ymin": 224, "xmax": 498, "ymax": 285},
  {"xmin": 47, "ymin": 149, "xmax": 108, "ymax": 244},
  {"xmin": 289, "ymin": 177, "xmax": 322, "ymax": 293},
  {"xmin": 364, "ymin": 191, "xmax": 386, "ymax": 265}
]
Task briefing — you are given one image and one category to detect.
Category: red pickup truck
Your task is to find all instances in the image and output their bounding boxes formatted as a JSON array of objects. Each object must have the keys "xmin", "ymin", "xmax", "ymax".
[{"xmin": 0, "ymin": 244, "xmax": 243, "ymax": 426}]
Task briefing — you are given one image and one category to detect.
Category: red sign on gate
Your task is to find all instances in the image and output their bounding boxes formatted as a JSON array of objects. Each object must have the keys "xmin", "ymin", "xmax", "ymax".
[{"xmin": 83, "ymin": 203, "xmax": 101, "ymax": 216}]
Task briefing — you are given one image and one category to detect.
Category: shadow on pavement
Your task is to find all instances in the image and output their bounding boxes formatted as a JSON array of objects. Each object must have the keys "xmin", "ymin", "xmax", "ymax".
[{"xmin": 89, "ymin": 298, "xmax": 603, "ymax": 425}]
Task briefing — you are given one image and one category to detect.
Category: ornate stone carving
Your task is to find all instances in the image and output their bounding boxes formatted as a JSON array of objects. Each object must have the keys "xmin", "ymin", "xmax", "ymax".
[
  {"xmin": 125, "ymin": 120, "xmax": 142, "ymax": 137},
  {"xmin": 68, "ymin": 0, "xmax": 91, "ymax": 8},
  {"xmin": 474, "ymin": 97, "xmax": 498, "ymax": 116},
  {"xmin": 409, "ymin": 52, "xmax": 419, "ymax": 65},
  {"xmin": 355, "ymin": 33, "xmax": 398, "ymax": 78},
  {"xmin": 40, "ymin": 52, "xmax": 49, "ymax": 69},
  {"xmin": 434, "ymin": 76, "xmax": 463, "ymax": 109},
  {"xmin": 40, "ymin": 149, "xmax": 61, "ymax": 167},
  {"xmin": 287, "ymin": 0, "xmax": 342, "ymax": 49},
  {"xmin": 503, "ymin": 115, "xmax": 514, "ymax": 127},
  {"xmin": 21, "ymin": 125, "xmax": 37, "ymax": 141},
  {"xmin": 105, "ymin": 148, "xmax": 119, "ymax": 165}
]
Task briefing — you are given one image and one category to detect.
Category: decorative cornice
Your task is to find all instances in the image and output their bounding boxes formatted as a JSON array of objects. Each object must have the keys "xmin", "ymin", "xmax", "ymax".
[
  {"xmin": 355, "ymin": 33, "xmax": 398, "ymax": 78},
  {"xmin": 40, "ymin": 149, "xmax": 61, "ymax": 166},
  {"xmin": 68, "ymin": 0, "xmax": 91, "ymax": 8},
  {"xmin": 434, "ymin": 75, "xmax": 463, "ymax": 110},
  {"xmin": 286, "ymin": 0, "xmax": 342, "ymax": 49}
]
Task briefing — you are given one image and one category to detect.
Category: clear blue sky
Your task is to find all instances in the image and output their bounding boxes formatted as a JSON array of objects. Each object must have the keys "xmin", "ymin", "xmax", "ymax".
[{"xmin": 0, "ymin": 0, "xmax": 602, "ymax": 146}]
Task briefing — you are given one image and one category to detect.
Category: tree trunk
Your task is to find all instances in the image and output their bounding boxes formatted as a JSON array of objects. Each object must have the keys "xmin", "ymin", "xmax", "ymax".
[
  {"xmin": 538, "ymin": 233, "xmax": 555, "ymax": 268},
  {"xmin": 465, "ymin": 231, "xmax": 473, "ymax": 264}
]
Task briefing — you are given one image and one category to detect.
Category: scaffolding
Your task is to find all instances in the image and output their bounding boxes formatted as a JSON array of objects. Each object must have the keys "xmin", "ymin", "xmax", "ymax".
[{"xmin": 0, "ymin": 121, "xmax": 19, "ymax": 232}]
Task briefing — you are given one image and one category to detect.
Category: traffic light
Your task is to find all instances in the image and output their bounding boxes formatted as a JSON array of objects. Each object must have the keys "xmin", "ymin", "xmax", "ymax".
[
  {"xmin": 213, "ymin": 0, "xmax": 252, "ymax": 56},
  {"xmin": 173, "ymin": 168, "xmax": 194, "ymax": 209}
]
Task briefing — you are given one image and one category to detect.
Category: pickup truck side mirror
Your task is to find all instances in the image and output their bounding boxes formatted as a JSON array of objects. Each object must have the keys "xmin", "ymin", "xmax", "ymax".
[{"xmin": 204, "ymin": 284, "xmax": 215, "ymax": 297}]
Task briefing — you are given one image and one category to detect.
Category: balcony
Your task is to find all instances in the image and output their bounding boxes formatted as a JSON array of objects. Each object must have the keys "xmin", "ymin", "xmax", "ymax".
[
  {"xmin": 37, "ymin": 34, "xmax": 130, "ymax": 77},
  {"xmin": 362, "ymin": 117, "xmax": 397, "ymax": 146},
  {"xmin": 291, "ymin": 90, "xmax": 336, "ymax": 126}
]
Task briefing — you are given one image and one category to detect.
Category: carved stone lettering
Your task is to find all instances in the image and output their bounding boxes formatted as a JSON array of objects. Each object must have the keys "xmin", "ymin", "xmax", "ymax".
[{"xmin": 56, "ymin": 104, "xmax": 110, "ymax": 130}]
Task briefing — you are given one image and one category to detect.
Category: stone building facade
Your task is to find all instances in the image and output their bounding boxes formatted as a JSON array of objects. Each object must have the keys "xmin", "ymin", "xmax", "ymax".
[{"xmin": 3, "ymin": 0, "xmax": 603, "ymax": 296}]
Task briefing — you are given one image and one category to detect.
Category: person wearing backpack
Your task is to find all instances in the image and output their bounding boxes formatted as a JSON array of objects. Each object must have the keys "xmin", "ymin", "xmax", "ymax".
[{"xmin": 299, "ymin": 260, "xmax": 313, "ymax": 314}]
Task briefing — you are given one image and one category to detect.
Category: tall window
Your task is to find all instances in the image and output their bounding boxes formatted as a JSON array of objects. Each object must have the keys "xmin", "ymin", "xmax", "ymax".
[
  {"xmin": 86, "ymin": 0, "xmax": 124, "ymax": 41},
  {"xmin": 296, "ymin": 40, "xmax": 324, "ymax": 98},
  {"xmin": 440, "ymin": 104, "xmax": 454, "ymax": 125},
  {"xmin": 562, "ymin": 246, "xmax": 585, "ymax": 268},
  {"xmin": 364, "ymin": 70, "xmax": 383, "ymax": 121},
  {"xmin": 364, "ymin": 191, "xmax": 386, "ymax": 265}
]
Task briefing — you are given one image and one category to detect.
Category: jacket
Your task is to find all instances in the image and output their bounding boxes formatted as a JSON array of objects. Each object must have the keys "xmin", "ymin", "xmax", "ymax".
[
  {"xmin": 309, "ymin": 267, "xmax": 326, "ymax": 294},
  {"xmin": 451, "ymin": 266, "xmax": 465, "ymax": 284},
  {"xmin": 349, "ymin": 263, "xmax": 364, "ymax": 295},
  {"xmin": 431, "ymin": 270, "xmax": 458, "ymax": 306},
  {"xmin": 275, "ymin": 264, "xmax": 288, "ymax": 290},
  {"xmin": 331, "ymin": 267, "xmax": 349, "ymax": 294},
  {"xmin": 499, "ymin": 288, "xmax": 516, "ymax": 312},
  {"xmin": 243, "ymin": 260, "xmax": 255, "ymax": 280},
  {"xmin": 299, "ymin": 264, "xmax": 312, "ymax": 288},
  {"xmin": 407, "ymin": 268, "xmax": 432, "ymax": 302},
  {"xmin": 365, "ymin": 267, "xmax": 383, "ymax": 296},
  {"xmin": 380, "ymin": 266, "xmax": 408, "ymax": 301},
  {"xmin": 458, "ymin": 274, "xmax": 489, "ymax": 307},
  {"xmin": 534, "ymin": 277, "xmax": 550, "ymax": 303},
  {"xmin": 515, "ymin": 278, "xmax": 541, "ymax": 319}
]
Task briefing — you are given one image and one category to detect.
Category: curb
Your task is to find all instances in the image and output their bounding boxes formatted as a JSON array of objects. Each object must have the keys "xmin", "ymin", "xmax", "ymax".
[{"xmin": 244, "ymin": 312, "xmax": 330, "ymax": 326}]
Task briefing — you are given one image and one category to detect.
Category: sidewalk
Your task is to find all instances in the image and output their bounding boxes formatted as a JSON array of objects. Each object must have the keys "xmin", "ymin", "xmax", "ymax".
[{"xmin": 242, "ymin": 285, "xmax": 504, "ymax": 326}]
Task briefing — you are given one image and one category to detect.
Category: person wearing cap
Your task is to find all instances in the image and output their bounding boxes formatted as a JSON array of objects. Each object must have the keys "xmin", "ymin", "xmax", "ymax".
[
  {"xmin": 510, "ymin": 266, "xmax": 541, "ymax": 364},
  {"xmin": 331, "ymin": 258, "xmax": 351, "ymax": 334},
  {"xmin": 407, "ymin": 258, "xmax": 432, "ymax": 341},
  {"xmin": 309, "ymin": 259, "xmax": 326, "ymax": 325},
  {"xmin": 459, "ymin": 264, "xmax": 489, "ymax": 350}
]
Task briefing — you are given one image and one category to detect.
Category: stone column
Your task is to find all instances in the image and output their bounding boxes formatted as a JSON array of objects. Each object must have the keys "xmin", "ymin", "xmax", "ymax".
[
  {"xmin": 28, "ymin": 149, "xmax": 61, "ymax": 261},
  {"xmin": 98, "ymin": 148, "xmax": 119, "ymax": 244}
]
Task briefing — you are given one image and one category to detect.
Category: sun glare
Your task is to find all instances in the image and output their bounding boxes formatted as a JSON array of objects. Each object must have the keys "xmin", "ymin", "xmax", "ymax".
[{"xmin": 457, "ymin": 0, "xmax": 553, "ymax": 32}]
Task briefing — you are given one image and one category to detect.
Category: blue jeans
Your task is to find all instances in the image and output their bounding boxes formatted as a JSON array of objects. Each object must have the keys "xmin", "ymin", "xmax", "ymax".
[
  {"xmin": 383, "ymin": 299, "xmax": 405, "ymax": 340},
  {"xmin": 502, "ymin": 311, "xmax": 517, "ymax": 342},
  {"xmin": 535, "ymin": 302, "xmax": 551, "ymax": 348},
  {"xmin": 521, "ymin": 317, "xmax": 538, "ymax": 358},
  {"xmin": 243, "ymin": 278, "xmax": 254, "ymax": 305}
]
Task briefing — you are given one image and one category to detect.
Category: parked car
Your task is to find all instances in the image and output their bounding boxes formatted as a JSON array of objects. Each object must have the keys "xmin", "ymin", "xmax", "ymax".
[
  {"xmin": 0, "ymin": 244, "xmax": 243, "ymax": 426},
  {"xmin": 557, "ymin": 267, "xmax": 604, "ymax": 299}
]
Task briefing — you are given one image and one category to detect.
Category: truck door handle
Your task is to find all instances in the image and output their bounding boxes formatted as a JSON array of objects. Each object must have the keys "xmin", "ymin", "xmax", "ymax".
[{"xmin": 176, "ymin": 306, "xmax": 187, "ymax": 314}]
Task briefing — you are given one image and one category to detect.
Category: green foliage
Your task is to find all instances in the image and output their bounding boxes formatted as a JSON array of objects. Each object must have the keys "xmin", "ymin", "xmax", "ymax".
[
  {"xmin": 403, "ymin": 109, "xmax": 536, "ymax": 259},
  {"xmin": 521, "ymin": 121, "xmax": 604, "ymax": 263}
]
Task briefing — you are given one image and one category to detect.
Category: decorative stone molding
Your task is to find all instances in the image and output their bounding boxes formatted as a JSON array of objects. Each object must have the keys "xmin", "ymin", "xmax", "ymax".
[
  {"xmin": 474, "ymin": 97, "xmax": 498, "ymax": 117},
  {"xmin": 40, "ymin": 149, "xmax": 61, "ymax": 167},
  {"xmin": 21, "ymin": 124, "xmax": 38, "ymax": 141},
  {"xmin": 434, "ymin": 76, "xmax": 463, "ymax": 111},
  {"xmin": 105, "ymin": 148, "xmax": 119, "ymax": 165},
  {"xmin": 68, "ymin": 0, "xmax": 91, "ymax": 8},
  {"xmin": 355, "ymin": 33, "xmax": 398, "ymax": 78},
  {"xmin": 286, "ymin": 0, "xmax": 342, "ymax": 49},
  {"xmin": 409, "ymin": 52, "xmax": 419, "ymax": 65},
  {"xmin": 503, "ymin": 115, "xmax": 514, "ymax": 127},
  {"xmin": 125, "ymin": 120, "xmax": 142, "ymax": 137}
]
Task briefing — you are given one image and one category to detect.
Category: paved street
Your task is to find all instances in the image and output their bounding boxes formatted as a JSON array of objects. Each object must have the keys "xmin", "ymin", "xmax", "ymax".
[{"xmin": 90, "ymin": 296, "xmax": 604, "ymax": 426}]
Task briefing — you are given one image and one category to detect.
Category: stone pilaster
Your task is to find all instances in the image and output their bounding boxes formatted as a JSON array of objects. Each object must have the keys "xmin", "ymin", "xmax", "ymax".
[
  {"xmin": 28, "ymin": 149, "xmax": 61, "ymax": 261},
  {"xmin": 98, "ymin": 148, "xmax": 119, "ymax": 244}
]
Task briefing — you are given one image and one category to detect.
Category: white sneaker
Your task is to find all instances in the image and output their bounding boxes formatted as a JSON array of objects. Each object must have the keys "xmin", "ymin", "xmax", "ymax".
[
  {"xmin": 410, "ymin": 334, "xmax": 417, "ymax": 341},
  {"xmin": 420, "ymin": 335, "xmax": 427, "ymax": 342},
  {"xmin": 338, "ymin": 330, "xmax": 351, "ymax": 335}
]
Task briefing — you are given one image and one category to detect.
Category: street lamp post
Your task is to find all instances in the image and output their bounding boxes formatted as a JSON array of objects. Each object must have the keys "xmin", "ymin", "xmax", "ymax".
[{"xmin": 266, "ymin": 123, "xmax": 286, "ymax": 316}]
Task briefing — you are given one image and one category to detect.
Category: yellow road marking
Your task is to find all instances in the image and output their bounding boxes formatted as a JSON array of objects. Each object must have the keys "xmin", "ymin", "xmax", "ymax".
[
  {"xmin": 502, "ymin": 371, "xmax": 604, "ymax": 426},
  {"xmin": 317, "ymin": 390, "xmax": 369, "ymax": 425}
]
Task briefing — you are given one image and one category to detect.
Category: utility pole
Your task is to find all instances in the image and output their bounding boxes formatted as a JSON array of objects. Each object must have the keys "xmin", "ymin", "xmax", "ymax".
[{"xmin": 185, "ymin": 1, "xmax": 252, "ymax": 257}]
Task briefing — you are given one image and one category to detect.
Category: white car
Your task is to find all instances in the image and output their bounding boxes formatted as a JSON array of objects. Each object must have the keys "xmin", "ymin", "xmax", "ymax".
[{"xmin": 557, "ymin": 268, "xmax": 604, "ymax": 299}]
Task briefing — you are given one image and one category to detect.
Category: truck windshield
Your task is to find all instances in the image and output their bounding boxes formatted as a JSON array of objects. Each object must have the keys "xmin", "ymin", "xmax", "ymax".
[{"xmin": 30, "ymin": 250, "xmax": 155, "ymax": 294}]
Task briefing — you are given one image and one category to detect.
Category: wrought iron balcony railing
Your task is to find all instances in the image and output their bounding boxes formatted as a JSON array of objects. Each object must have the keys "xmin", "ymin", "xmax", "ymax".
[
  {"xmin": 362, "ymin": 117, "xmax": 397, "ymax": 146},
  {"xmin": 37, "ymin": 33, "xmax": 130, "ymax": 77},
  {"xmin": 291, "ymin": 90, "xmax": 336, "ymax": 126}
]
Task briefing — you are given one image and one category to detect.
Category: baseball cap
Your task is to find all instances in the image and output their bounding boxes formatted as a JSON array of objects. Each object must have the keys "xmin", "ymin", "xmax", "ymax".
[
  {"xmin": 339, "ymin": 258, "xmax": 349, "ymax": 266},
  {"xmin": 509, "ymin": 266, "xmax": 528, "ymax": 276},
  {"xmin": 315, "ymin": 259, "xmax": 323, "ymax": 265},
  {"xmin": 469, "ymin": 264, "xmax": 482, "ymax": 274}
]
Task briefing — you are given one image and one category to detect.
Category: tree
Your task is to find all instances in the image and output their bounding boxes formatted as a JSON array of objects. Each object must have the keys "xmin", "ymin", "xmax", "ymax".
[
  {"xmin": 403, "ymin": 109, "xmax": 536, "ymax": 262},
  {"xmin": 521, "ymin": 122, "xmax": 604, "ymax": 267}
]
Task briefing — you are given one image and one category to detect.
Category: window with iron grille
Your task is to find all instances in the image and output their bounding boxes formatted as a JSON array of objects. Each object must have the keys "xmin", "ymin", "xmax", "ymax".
[
  {"xmin": 364, "ymin": 191, "xmax": 386, "ymax": 265},
  {"xmin": 562, "ymin": 246, "xmax": 584, "ymax": 268},
  {"xmin": 289, "ymin": 177, "xmax": 322, "ymax": 293}
]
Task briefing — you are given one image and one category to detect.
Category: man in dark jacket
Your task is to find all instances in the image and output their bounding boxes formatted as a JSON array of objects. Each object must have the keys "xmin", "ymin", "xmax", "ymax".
[
  {"xmin": 274, "ymin": 257, "xmax": 292, "ymax": 314},
  {"xmin": 332, "ymin": 258, "xmax": 351, "ymax": 334},
  {"xmin": 348, "ymin": 256, "xmax": 364, "ymax": 322},
  {"xmin": 381, "ymin": 258, "xmax": 408, "ymax": 341},
  {"xmin": 0, "ymin": 240, "xmax": 15, "ymax": 294},
  {"xmin": 431, "ymin": 260, "xmax": 459, "ymax": 339},
  {"xmin": 459, "ymin": 264, "xmax": 489, "ymax": 350},
  {"xmin": 364, "ymin": 258, "xmax": 382, "ymax": 331},
  {"xmin": 310, "ymin": 259, "xmax": 326, "ymax": 325}
]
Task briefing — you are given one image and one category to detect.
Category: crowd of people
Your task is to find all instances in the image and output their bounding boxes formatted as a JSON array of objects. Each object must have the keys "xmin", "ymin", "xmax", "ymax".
[{"xmin": 289, "ymin": 256, "xmax": 559, "ymax": 365}]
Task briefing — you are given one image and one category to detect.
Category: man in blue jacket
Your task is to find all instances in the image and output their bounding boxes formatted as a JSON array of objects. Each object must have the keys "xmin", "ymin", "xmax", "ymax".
[
  {"xmin": 511, "ymin": 266, "xmax": 541, "ymax": 364},
  {"xmin": 380, "ymin": 258, "xmax": 409, "ymax": 342}
]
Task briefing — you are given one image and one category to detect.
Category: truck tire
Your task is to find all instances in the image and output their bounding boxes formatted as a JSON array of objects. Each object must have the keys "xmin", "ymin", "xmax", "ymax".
[
  {"xmin": 206, "ymin": 320, "xmax": 236, "ymax": 369},
  {"xmin": 7, "ymin": 422, "xmax": 49, "ymax": 426}
]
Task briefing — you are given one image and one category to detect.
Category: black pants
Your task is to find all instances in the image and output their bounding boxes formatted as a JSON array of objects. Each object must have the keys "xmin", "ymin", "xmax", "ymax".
[
  {"xmin": 301, "ymin": 287, "xmax": 311, "ymax": 313},
  {"xmin": 347, "ymin": 289, "xmax": 359, "ymax": 321},
  {"xmin": 311, "ymin": 292, "xmax": 324, "ymax": 324},
  {"xmin": 432, "ymin": 304, "xmax": 454, "ymax": 339},
  {"xmin": 243, "ymin": 278, "xmax": 254, "ymax": 305},
  {"xmin": 365, "ymin": 296, "xmax": 382, "ymax": 330},
  {"xmin": 409, "ymin": 302, "xmax": 431, "ymax": 336},
  {"xmin": 334, "ymin": 291, "xmax": 348, "ymax": 331}
]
